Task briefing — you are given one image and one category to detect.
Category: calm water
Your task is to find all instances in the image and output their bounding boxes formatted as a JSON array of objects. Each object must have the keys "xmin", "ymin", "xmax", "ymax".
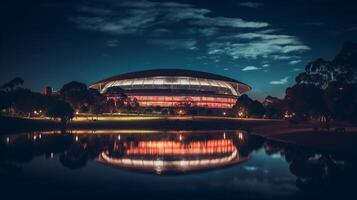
[{"xmin": 0, "ymin": 129, "xmax": 356, "ymax": 199}]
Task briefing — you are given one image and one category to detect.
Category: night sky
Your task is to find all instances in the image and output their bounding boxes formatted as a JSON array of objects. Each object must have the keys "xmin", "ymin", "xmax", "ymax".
[{"xmin": 1, "ymin": 0, "xmax": 357, "ymax": 100}]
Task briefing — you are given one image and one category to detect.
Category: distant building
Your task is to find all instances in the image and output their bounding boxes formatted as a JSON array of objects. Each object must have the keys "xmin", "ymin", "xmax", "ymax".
[
  {"xmin": 42, "ymin": 86, "xmax": 53, "ymax": 96},
  {"xmin": 89, "ymin": 69, "xmax": 251, "ymax": 109}
]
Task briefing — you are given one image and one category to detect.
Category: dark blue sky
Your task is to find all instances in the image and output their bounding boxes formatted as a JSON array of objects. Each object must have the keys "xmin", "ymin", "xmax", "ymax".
[{"xmin": 1, "ymin": 0, "xmax": 356, "ymax": 100}]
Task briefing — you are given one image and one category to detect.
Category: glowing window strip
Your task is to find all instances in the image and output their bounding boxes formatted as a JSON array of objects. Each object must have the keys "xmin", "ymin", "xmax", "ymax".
[{"xmin": 102, "ymin": 76, "xmax": 238, "ymax": 96}]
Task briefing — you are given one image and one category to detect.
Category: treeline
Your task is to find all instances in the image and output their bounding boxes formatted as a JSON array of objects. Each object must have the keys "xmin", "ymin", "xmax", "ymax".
[
  {"xmin": 232, "ymin": 80, "xmax": 357, "ymax": 124},
  {"xmin": 0, "ymin": 80, "xmax": 135, "ymax": 123},
  {"xmin": 228, "ymin": 42, "xmax": 357, "ymax": 123},
  {"xmin": 0, "ymin": 79, "xmax": 74, "ymax": 123}
]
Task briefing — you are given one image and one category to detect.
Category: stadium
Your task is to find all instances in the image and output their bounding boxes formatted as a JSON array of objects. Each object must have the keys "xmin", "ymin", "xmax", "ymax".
[{"xmin": 89, "ymin": 69, "xmax": 251, "ymax": 109}]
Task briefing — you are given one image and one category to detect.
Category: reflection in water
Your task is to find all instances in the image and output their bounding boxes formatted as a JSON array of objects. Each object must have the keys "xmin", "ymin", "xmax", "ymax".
[
  {"xmin": 0, "ymin": 129, "xmax": 357, "ymax": 198},
  {"xmin": 264, "ymin": 141, "xmax": 357, "ymax": 194},
  {"xmin": 98, "ymin": 131, "xmax": 252, "ymax": 174},
  {"xmin": 1, "ymin": 130, "xmax": 262, "ymax": 174}
]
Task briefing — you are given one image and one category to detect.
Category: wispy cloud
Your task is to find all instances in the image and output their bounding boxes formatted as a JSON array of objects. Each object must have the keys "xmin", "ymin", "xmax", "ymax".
[
  {"xmin": 242, "ymin": 66, "xmax": 260, "ymax": 71},
  {"xmin": 72, "ymin": 0, "xmax": 268, "ymax": 36},
  {"xmin": 147, "ymin": 39, "xmax": 198, "ymax": 50},
  {"xmin": 270, "ymin": 76, "xmax": 289, "ymax": 85},
  {"xmin": 288, "ymin": 60, "xmax": 302, "ymax": 65},
  {"xmin": 209, "ymin": 30, "xmax": 310, "ymax": 59},
  {"xmin": 291, "ymin": 68, "xmax": 302, "ymax": 72},
  {"xmin": 191, "ymin": 16, "xmax": 268, "ymax": 28},
  {"xmin": 239, "ymin": 2, "xmax": 263, "ymax": 8},
  {"xmin": 272, "ymin": 55, "xmax": 301, "ymax": 60},
  {"xmin": 208, "ymin": 40, "xmax": 309, "ymax": 59},
  {"xmin": 71, "ymin": 0, "xmax": 309, "ymax": 65},
  {"xmin": 244, "ymin": 166, "xmax": 258, "ymax": 171},
  {"xmin": 71, "ymin": 9, "xmax": 157, "ymax": 35},
  {"xmin": 262, "ymin": 64, "xmax": 270, "ymax": 68}
]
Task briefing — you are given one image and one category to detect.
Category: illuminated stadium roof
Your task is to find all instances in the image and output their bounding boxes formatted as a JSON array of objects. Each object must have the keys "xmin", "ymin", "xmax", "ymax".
[
  {"xmin": 90, "ymin": 69, "xmax": 251, "ymax": 93},
  {"xmin": 93, "ymin": 69, "xmax": 249, "ymax": 85},
  {"xmin": 90, "ymin": 69, "xmax": 251, "ymax": 109}
]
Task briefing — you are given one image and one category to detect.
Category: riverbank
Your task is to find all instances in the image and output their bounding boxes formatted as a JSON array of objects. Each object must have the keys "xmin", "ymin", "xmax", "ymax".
[
  {"xmin": 0, "ymin": 115, "xmax": 281, "ymax": 133},
  {"xmin": 1, "ymin": 115, "xmax": 356, "ymax": 154},
  {"xmin": 249, "ymin": 122, "xmax": 357, "ymax": 154}
]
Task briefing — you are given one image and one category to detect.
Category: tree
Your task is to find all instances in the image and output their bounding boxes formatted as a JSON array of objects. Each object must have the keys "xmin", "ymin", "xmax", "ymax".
[
  {"xmin": 126, "ymin": 97, "xmax": 140, "ymax": 113},
  {"xmin": 59, "ymin": 143, "xmax": 88, "ymax": 169},
  {"xmin": 60, "ymin": 81, "xmax": 88, "ymax": 111},
  {"xmin": 249, "ymin": 100, "xmax": 265, "ymax": 117},
  {"xmin": 324, "ymin": 81, "xmax": 357, "ymax": 122},
  {"xmin": 0, "ymin": 91, "xmax": 11, "ymax": 113},
  {"xmin": 296, "ymin": 42, "xmax": 357, "ymax": 89},
  {"xmin": 11, "ymin": 88, "xmax": 45, "ymax": 117},
  {"xmin": 232, "ymin": 94, "xmax": 265, "ymax": 118},
  {"xmin": 0, "ymin": 77, "xmax": 24, "ymax": 92},
  {"xmin": 105, "ymin": 86, "xmax": 128, "ymax": 113},
  {"xmin": 174, "ymin": 97, "xmax": 195, "ymax": 115},
  {"xmin": 285, "ymin": 84, "xmax": 328, "ymax": 121},
  {"xmin": 87, "ymin": 88, "xmax": 106, "ymax": 119},
  {"xmin": 105, "ymin": 98, "xmax": 116, "ymax": 114},
  {"xmin": 263, "ymin": 96, "xmax": 285, "ymax": 118},
  {"xmin": 47, "ymin": 100, "xmax": 74, "ymax": 124},
  {"xmin": 232, "ymin": 94, "xmax": 250, "ymax": 117},
  {"xmin": 291, "ymin": 42, "xmax": 357, "ymax": 123}
]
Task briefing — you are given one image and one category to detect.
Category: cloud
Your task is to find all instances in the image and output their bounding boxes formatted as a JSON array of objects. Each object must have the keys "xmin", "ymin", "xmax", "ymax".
[
  {"xmin": 71, "ymin": 8, "xmax": 158, "ymax": 35},
  {"xmin": 270, "ymin": 76, "xmax": 289, "ymax": 85},
  {"xmin": 71, "ymin": 0, "xmax": 309, "ymax": 63},
  {"xmin": 72, "ymin": 0, "xmax": 268, "ymax": 36},
  {"xmin": 183, "ymin": 27, "xmax": 220, "ymax": 37},
  {"xmin": 291, "ymin": 68, "xmax": 302, "ymax": 72},
  {"xmin": 242, "ymin": 66, "xmax": 260, "ymax": 71},
  {"xmin": 209, "ymin": 30, "xmax": 310, "ymax": 59},
  {"xmin": 244, "ymin": 166, "xmax": 258, "ymax": 171},
  {"xmin": 239, "ymin": 2, "xmax": 263, "ymax": 8},
  {"xmin": 262, "ymin": 64, "xmax": 270, "ymax": 68},
  {"xmin": 106, "ymin": 39, "xmax": 119, "ymax": 47},
  {"xmin": 191, "ymin": 17, "xmax": 268, "ymax": 28},
  {"xmin": 147, "ymin": 39, "xmax": 198, "ymax": 50},
  {"xmin": 272, "ymin": 55, "xmax": 301, "ymax": 60},
  {"xmin": 208, "ymin": 40, "xmax": 309, "ymax": 59},
  {"xmin": 289, "ymin": 60, "xmax": 302, "ymax": 65}
]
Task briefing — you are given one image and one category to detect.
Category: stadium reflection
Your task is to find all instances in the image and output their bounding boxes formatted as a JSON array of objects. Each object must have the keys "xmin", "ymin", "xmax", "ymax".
[
  {"xmin": 1, "ymin": 130, "xmax": 264, "ymax": 174},
  {"xmin": 97, "ymin": 130, "xmax": 254, "ymax": 174}
]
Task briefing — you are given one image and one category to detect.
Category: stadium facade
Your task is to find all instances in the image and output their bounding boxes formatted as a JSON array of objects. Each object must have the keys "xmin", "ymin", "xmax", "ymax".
[{"xmin": 89, "ymin": 69, "xmax": 251, "ymax": 109}]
